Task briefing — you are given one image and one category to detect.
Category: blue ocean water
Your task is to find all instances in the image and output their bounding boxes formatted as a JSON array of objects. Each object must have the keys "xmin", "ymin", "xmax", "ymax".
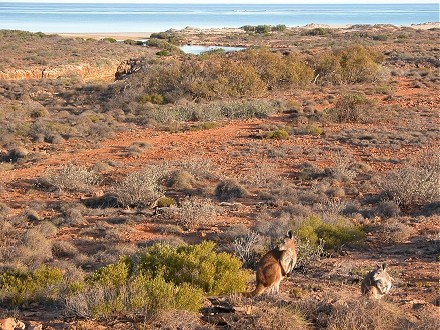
[{"xmin": 0, "ymin": 3, "xmax": 438, "ymax": 33}]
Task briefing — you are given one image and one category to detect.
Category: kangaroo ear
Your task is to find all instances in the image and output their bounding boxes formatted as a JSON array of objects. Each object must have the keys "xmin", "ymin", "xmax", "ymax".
[
  {"xmin": 382, "ymin": 263, "xmax": 387, "ymax": 270},
  {"xmin": 287, "ymin": 230, "xmax": 293, "ymax": 239}
]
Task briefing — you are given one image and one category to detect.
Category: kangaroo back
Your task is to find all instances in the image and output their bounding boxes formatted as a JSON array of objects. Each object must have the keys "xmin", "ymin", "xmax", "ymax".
[{"xmin": 248, "ymin": 230, "xmax": 297, "ymax": 297}]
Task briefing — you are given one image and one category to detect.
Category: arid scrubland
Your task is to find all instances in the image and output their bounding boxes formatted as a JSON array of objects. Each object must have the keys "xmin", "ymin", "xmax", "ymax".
[{"xmin": 0, "ymin": 25, "xmax": 439, "ymax": 329}]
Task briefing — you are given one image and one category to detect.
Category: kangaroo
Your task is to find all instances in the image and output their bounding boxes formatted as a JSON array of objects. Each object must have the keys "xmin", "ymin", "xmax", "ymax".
[
  {"xmin": 249, "ymin": 230, "xmax": 297, "ymax": 296},
  {"xmin": 361, "ymin": 263, "xmax": 393, "ymax": 299}
]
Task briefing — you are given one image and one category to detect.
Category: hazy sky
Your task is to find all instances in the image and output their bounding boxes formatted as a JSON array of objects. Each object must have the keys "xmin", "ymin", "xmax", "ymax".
[{"xmin": 3, "ymin": 0, "xmax": 439, "ymax": 3}]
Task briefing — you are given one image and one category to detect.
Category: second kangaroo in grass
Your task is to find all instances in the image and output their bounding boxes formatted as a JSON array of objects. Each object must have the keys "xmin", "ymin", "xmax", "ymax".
[
  {"xmin": 361, "ymin": 263, "xmax": 393, "ymax": 299},
  {"xmin": 249, "ymin": 230, "xmax": 297, "ymax": 296}
]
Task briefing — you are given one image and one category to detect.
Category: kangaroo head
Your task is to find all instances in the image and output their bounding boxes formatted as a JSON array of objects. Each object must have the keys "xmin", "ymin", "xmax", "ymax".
[
  {"xmin": 278, "ymin": 230, "xmax": 295, "ymax": 252},
  {"xmin": 372, "ymin": 263, "xmax": 388, "ymax": 281}
]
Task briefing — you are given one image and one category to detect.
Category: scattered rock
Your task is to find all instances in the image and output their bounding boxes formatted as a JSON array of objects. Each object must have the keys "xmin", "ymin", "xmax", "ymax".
[{"xmin": 0, "ymin": 318, "xmax": 25, "ymax": 330}]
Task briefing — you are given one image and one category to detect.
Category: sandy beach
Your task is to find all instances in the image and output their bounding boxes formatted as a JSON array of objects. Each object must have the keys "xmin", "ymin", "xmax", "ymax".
[{"xmin": 57, "ymin": 22, "xmax": 439, "ymax": 40}]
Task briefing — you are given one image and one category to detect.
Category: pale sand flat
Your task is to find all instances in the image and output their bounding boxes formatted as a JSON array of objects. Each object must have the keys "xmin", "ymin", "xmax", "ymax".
[{"xmin": 57, "ymin": 22, "xmax": 439, "ymax": 40}]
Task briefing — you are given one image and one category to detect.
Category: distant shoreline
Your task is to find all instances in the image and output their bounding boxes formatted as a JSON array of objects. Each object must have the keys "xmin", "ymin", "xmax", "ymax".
[{"xmin": 57, "ymin": 22, "xmax": 439, "ymax": 40}]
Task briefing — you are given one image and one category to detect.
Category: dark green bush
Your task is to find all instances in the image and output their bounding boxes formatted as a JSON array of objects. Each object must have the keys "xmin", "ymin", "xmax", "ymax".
[
  {"xmin": 255, "ymin": 25, "xmax": 272, "ymax": 34},
  {"xmin": 272, "ymin": 24, "xmax": 287, "ymax": 32},
  {"xmin": 306, "ymin": 27, "xmax": 331, "ymax": 36},
  {"xmin": 101, "ymin": 37, "xmax": 116, "ymax": 43}
]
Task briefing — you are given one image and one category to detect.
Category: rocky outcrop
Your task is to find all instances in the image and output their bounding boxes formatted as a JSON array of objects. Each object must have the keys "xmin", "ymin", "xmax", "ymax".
[{"xmin": 0, "ymin": 60, "xmax": 121, "ymax": 81}]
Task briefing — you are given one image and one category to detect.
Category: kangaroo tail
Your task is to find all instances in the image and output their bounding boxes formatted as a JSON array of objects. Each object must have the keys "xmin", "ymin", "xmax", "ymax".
[{"xmin": 242, "ymin": 283, "xmax": 266, "ymax": 297}]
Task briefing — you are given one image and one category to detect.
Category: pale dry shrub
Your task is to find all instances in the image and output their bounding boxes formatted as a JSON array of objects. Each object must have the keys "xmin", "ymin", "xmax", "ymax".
[
  {"xmin": 152, "ymin": 309, "xmax": 215, "ymax": 330},
  {"xmin": 215, "ymin": 178, "xmax": 248, "ymax": 201},
  {"xmin": 167, "ymin": 170, "xmax": 197, "ymax": 190},
  {"xmin": 381, "ymin": 218, "xmax": 414, "ymax": 243},
  {"xmin": 0, "ymin": 218, "xmax": 17, "ymax": 266},
  {"xmin": 52, "ymin": 240, "xmax": 79, "ymax": 258},
  {"xmin": 114, "ymin": 164, "xmax": 167, "ymax": 208},
  {"xmin": 38, "ymin": 164, "xmax": 101, "ymax": 193},
  {"xmin": 406, "ymin": 316, "xmax": 440, "ymax": 330},
  {"xmin": 326, "ymin": 299, "xmax": 406, "ymax": 330},
  {"xmin": 179, "ymin": 196, "xmax": 218, "ymax": 230},
  {"xmin": 247, "ymin": 162, "xmax": 279, "ymax": 187},
  {"xmin": 233, "ymin": 231, "xmax": 265, "ymax": 269},
  {"xmin": 375, "ymin": 200, "xmax": 401, "ymax": 218},
  {"xmin": 254, "ymin": 211, "xmax": 291, "ymax": 247},
  {"xmin": 380, "ymin": 155, "xmax": 440, "ymax": 207},
  {"xmin": 231, "ymin": 302, "xmax": 311, "ymax": 330},
  {"xmin": 329, "ymin": 153, "xmax": 357, "ymax": 181},
  {"xmin": 16, "ymin": 228, "xmax": 53, "ymax": 268},
  {"xmin": 295, "ymin": 238, "xmax": 326, "ymax": 269}
]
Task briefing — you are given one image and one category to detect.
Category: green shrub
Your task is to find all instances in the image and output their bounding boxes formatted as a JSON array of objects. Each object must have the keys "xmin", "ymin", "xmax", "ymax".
[
  {"xmin": 266, "ymin": 128, "xmax": 289, "ymax": 139},
  {"xmin": 372, "ymin": 34, "xmax": 388, "ymax": 41},
  {"xmin": 65, "ymin": 256, "xmax": 204, "ymax": 320},
  {"xmin": 315, "ymin": 221, "xmax": 365, "ymax": 250},
  {"xmin": 137, "ymin": 241, "xmax": 250, "ymax": 295},
  {"xmin": 316, "ymin": 44, "xmax": 384, "ymax": 84},
  {"xmin": 156, "ymin": 50, "xmax": 171, "ymax": 56},
  {"xmin": 146, "ymin": 38, "xmax": 182, "ymax": 54},
  {"xmin": 138, "ymin": 93, "xmax": 165, "ymax": 104},
  {"xmin": 272, "ymin": 24, "xmax": 287, "ymax": 32},
  {"xmin": 294, "ymin": 215, "xmax": 364, "ymax": 251},
  {"xmin": 306, "ymin": 27, "xmax": 331, "ymax": 36},
  {"xmin": 0, "ymin": 265, "xmax": 63, "ymax": 306},
  {"xmin": 156, "ymin": 196, "xmax": 176, "ymax": 207},
  {"xmin": 129, "ymin": 274, "xmax": 203, "ymax": 313},
  {"xmin": 87, "ymin": 256, "xmax": 133, "ymax": 287}
]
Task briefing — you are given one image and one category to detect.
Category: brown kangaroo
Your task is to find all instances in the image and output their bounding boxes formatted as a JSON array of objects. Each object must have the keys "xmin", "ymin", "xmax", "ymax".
[
  {"xmin": 361, "ymin": 263, "xmax": 393, "ymax": 299},
  {"xmin": 249, "ymin": 230, "xmax": 297, "ymax": 296}
]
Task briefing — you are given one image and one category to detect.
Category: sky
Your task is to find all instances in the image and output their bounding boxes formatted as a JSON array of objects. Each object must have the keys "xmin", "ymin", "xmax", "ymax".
[{"xmin": 2, "ymin": 0, "xmax": 439, "ymax": 3}]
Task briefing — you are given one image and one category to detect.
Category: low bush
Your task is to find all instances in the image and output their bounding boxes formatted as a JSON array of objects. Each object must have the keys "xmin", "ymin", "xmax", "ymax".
[
  {"xmin": 0, "ymin": 265, "xmax": 63, "ymax": 306},
  {"xmin": 316, "ymin": 44, "xmax": 384, "ymax": 84},
  {"xmin": 138, "ymin": 241, "xmax": 250, "ymax": 295},
  {"xmin": 231, "ymin": 302, "xmax": 311, "ymax": 330},
  {"xmin": 328, "ymin": 93, "xmax": 374, "ymax": 123},
  {"xmin": 65, "ymin": 256, "xmax": 205, "ymax": 320},
  {"xmin": 380, "ymin": 155, "xmax": 440, "ymax": 207},
  {"xmin": 326, "ymin": 299, "xmax": 406, "ymax": 330},
  {"xmin": 37, "ymin": 164, "xmax": 101, "ymax": 193},
  {"xmin": 178, "ymin": 196, "xmax": 218, "ymax": 230},
  {"xmin": 114, "ymin": 164, "xmax": 167, "ymax": 208},
  {"xmin": 215, "ymin": 178, "xmax": 248, "ymax": 201},
  {"xmin": 233, "ymin": 231, "xmax": 265, "ymax": 269},
  {"xmin": 266, "ymin": 128, "xmax": 289, "ymax": 139},
  {"xmin": 294, "ymin": 215, "xmax": 365, "ymax": 251}
]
